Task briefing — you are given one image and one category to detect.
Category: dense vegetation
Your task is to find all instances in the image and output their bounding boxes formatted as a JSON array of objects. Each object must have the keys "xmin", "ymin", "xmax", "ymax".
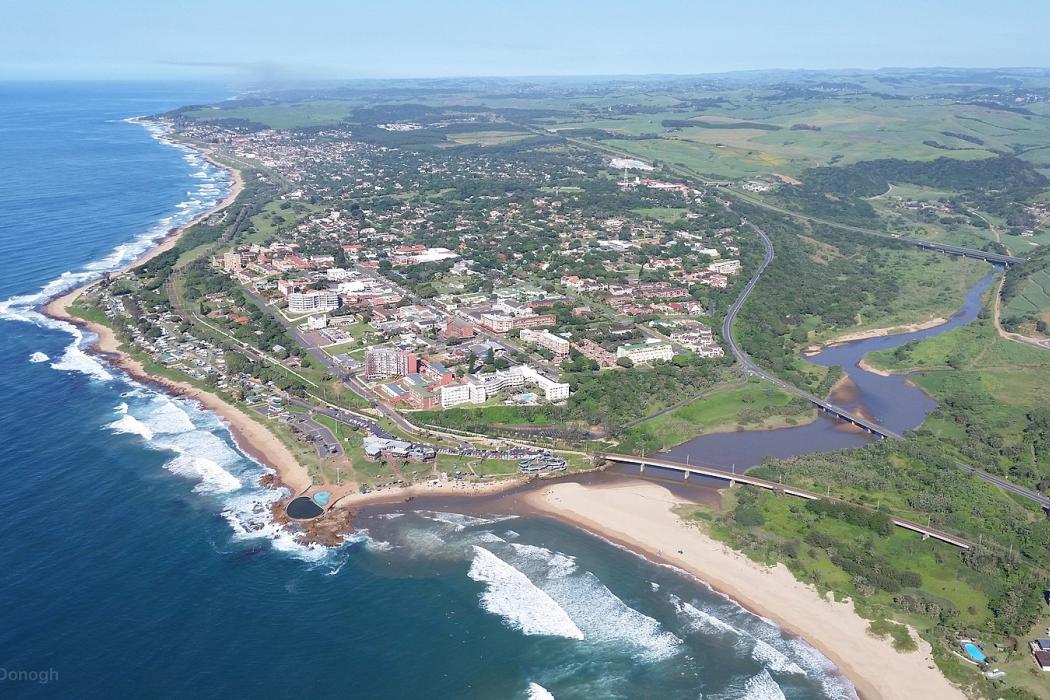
[
  {"xmin": 692, "ymin": 437, "xmax": 1050, "ymax": 699},
  {"xmin": 776, "ymin": 155, "xmax": 1048, "ymax": 228}
]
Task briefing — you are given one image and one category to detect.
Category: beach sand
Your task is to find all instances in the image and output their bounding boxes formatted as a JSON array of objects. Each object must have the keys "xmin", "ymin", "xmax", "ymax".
[
  {"xmin": 526, "ymin": 481, "xmax": 964, "ymax": 700},
  {"xmin": 40, "ymin": 150, "xmax": 311, "ymax": 493}
]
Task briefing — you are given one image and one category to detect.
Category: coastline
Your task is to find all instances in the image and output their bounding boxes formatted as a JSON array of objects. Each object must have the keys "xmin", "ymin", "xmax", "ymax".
[
  {"xmin": 525, "ymin": 481, "xmax": 964, "ymax": 700},
  {"xmin": 39, "ymin": 136, "xmax": 312, "ymax": 494}
]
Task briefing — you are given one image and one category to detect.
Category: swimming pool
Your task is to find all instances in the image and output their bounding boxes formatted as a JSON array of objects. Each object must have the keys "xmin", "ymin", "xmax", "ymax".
[
  {"xmin": 962, "ymin": 642, "xmax": 986, "ymax": 662},
  {"xmin": 313, "ymin": 491, "xmax": 331, "ymax": 506}
]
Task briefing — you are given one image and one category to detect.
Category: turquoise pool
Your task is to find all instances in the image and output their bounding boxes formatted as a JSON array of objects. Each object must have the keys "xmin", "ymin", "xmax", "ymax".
[
  {"xmin": 962, "ymin": 642, "xmax": 986, "ymax": 662},
  {"xmin": 313, "ymin": 491, "xmax": 331, "ymax": 506}
]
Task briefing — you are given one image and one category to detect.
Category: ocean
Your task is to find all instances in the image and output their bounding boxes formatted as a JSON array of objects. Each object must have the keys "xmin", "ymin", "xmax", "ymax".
[{"xmin": 0, "ymin": 82, "xmax": 856, "ymax": 699}]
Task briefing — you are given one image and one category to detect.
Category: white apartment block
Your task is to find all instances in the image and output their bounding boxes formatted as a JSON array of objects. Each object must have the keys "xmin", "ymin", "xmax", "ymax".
[
  {"xmin": 288, "ymin": 290, "xmax": 340, "ymax": 314},
  {"xmin": 707, "ymin": 259, "xmax": 742, "ymax": 275},
  {"xmin": 520, "ymin": 328, "xmax": 570, "ymax": 356},
  {"xmin": 440, "ymin": 365, "xmax": 570, "ymax": 407},
  {"xmin": 616, "ymin": 339, "xmax": 674, "ymax": 364},
  {"xmin": 440, "ymin": 381, "xmax": 487, "ymax": 408}
]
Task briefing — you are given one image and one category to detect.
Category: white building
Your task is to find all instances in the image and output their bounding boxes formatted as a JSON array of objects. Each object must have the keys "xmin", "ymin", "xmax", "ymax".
[
  {"xmin": 440, "ymin": 381, "xmax": 487, "ymax": 408},
  {"xmin": 616, "ymin": 339, "xmax": 674, "ymax": 364},
  {"xmin": 520, "ymin": 328, "xmax": 570, "ymax": 356},
  {"xmin": 707, "ymin": 259, "xmax": 742, "ymax": 275},
  {"xmin": 288, "ymin": 290, "xmax": 340, "ymax": 314},
  {"xmin": 306, "ymin": 315, "xmax": 329, "ymax": 330},
  {"xmin": 441, "ymin": 365, "xmax": 569, "ymax": 407}
]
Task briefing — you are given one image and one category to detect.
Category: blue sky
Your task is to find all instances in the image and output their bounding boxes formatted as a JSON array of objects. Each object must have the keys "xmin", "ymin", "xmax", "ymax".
[{"xmin": 4, "ymin": 0, "xmax": 1050, "ymax": 80}]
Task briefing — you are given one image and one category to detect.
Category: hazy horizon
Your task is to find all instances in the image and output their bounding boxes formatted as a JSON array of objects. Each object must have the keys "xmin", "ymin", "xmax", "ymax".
[{"xmin": 5, "ymin": 0, "xmax": 1050, "ymax": 81}]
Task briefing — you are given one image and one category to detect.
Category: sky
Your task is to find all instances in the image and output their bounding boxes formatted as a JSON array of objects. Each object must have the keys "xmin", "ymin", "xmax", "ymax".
[{"xmin": 4, "ymin": 0, "xmax": 1050, "ymax": 81}]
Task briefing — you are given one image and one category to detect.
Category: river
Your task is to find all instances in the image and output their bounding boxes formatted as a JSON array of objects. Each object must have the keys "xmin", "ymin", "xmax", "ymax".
[{"xmin": 654, "ymin": 268, "xmax": 1000, "ymax": 472}]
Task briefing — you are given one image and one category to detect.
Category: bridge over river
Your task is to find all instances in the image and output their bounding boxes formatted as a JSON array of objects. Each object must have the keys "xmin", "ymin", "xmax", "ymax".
[{"xmin": 605, "ymin": 453, "xmax": 974, "ymax": 549}]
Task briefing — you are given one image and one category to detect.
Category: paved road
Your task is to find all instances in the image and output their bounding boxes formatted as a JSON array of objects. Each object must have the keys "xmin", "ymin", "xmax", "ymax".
[
  {"xmin": 721, "ymin": 222, "xmax": 1050, "ymax": 510},
  {"xmin": 721, "ymin": 220, "xmax": 901, "ymax": 439},
  {"xmin": 238, "ymin": 286, "xmax": 450, "ymax": 442}
]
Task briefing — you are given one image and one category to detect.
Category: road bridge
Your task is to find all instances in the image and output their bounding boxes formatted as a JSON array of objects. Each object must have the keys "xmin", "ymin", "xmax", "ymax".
[
  {"xmin": 902, "ymin": 238, "xmax": 1023, "ymax": 265},
  {"xmin": 605, "ymin": 453, "xmax": 973, "ymax": 549}
]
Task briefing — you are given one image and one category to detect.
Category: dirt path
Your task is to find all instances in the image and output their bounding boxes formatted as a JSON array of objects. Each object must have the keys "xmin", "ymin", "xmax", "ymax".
[{"xmin": 992, "ymin": 275, "xmax": 1050, "ymax": 350}]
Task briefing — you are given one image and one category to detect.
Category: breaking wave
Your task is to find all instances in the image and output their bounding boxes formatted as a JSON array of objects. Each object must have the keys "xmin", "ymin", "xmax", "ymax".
[
  {"xmin": 526, "ymin": 682, "xmax": 555, "ymax": 700},
  {"xmin": 28, "ymin": 351, "xmax": 49, "ymax": 363},
  {"xmin": 742, "ymin": 670, "xmax": 786, "ymax": 700},
  {"xmin": 468, "ymin": 545, "xmax": 584, "ymax": 640}
]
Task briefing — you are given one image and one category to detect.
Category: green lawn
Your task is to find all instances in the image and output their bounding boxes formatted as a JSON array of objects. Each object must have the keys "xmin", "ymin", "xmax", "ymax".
[{"xmin": 619, "ymin": 380, "xmax": 815, "ymax": 453}]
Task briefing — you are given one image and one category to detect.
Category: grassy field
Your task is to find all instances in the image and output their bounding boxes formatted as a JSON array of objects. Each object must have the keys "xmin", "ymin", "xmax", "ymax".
[
  {"xmin": 550, "ymin": 97, "xmax": 1050, "ymax": 181},
  {"xmin": 247, "ymin": 199, "xmax": 325, "ymax": 243},
  {"xmin": 443, "ymin": 130, "xmax": 531, "ymax": 146},
  {"xmin": 865, "ymin": 291, "xmax": 1050, "ymax": 484},
  {"xmin": 619, "ymin": 380, "xmax": 815, "ymax": 453},
  {"xmin": 630, "ymin": 207, "xmax": 688, "ymax": 223},
  {"xmin": 1004, "ymin": 268, "xmax": 1050, "ymax": 324},
  {"xmin": 184, "ymin": 100, "xmax": 357, "ymax": 129}
]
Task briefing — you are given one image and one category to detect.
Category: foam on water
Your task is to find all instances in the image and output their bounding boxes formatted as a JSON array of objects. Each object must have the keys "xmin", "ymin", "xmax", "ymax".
[
  {"xmin": 108, "ymin": 414, "xmax": 155, "ymax": 441},
  {"xmin": 669, "ymin": 594, "xmax": 857, "ymax": 698},
  {"xmin": 467, "ymin": 545, "xmax": 584, "ymax": 640},
  {"xmin": 418, "ymin": 510, "xmax": 511, "ymax": 531},
  {"xmin": 165, "ymin": 451, "xmax": 243, "ymax": 494},
  {"xmin": 670, "ymin": 594, "xmax": 742, "ymax": 636},
  {"xmin": 500, "ymin": 541, "xmax": 681, "ymax": 660},
  {"xmin": 28, "ymin": 351, "xmax": 49, "ymax": 363},
  {"xmin": 510, "ymin": 542, "xmax": 578, "ymax": 578},
  {"xmin": 526, "ymin": 682, "xmax": 556, "ymax": 700},
  {"xmin": 741, "ymin": 670, "xmax": 786, "ymax": 700},
  {"xmin": 750, "ymin": 639, "xmax": 805, "ymax": 675}
]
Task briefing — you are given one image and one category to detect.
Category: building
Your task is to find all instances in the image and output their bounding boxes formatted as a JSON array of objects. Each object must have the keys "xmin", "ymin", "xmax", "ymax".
[
  {"xmin": 440, "ymin": 380, "xmax": 487, "ymax": 408},
  {"xmin": 670, "ymin": 324, "xmax": 724, "ymax": 358},
  {"xmin": 707, "ymin": 259, "xmax": 742, "ymax": 275},
  {"xmin": 364, "ymin": 347, "xmax": 419, "ymax": 380},
  {"xmin": 520, "ymin": 328, "xmax": 570, "ymax": 356},
  {"xmin": 288, "ymin": 290, "xmax": 340, "ymax": 314},
  {"xmin": 440, "ymin": 365, "xmax": 569, "ymax": 407},
  {"xmin": 443, "ymin": 317, "xmax": 476, "ymax": 340},
  {"xmin": 617, "ymin": 339, "xmax": 674, "ymax": 364},
  {"xmin": 576, "ymin": 339, "xmax": 617, "ymax": 369},
  {"xmin": 362, "ymin": 435, "xmax": 435, "ymax": 463},
  {"xmin": 223, "ymin": 252, "xmax": 243, "ymax": 273},
  {"xmin": 478, "ymin": 311, "xmax": 557, "ymax": 334}
]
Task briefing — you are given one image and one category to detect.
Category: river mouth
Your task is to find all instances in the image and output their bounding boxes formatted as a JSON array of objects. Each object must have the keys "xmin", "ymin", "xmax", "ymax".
[{"xmin": 663, "ymin": 269, "xmax": 1000, "ymax": 471}]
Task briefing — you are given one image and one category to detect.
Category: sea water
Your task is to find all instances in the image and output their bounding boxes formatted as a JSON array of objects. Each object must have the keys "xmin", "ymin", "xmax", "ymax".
[{"xmin": 0, "ymin": 82, "xmax": 855, "ymax": 699}]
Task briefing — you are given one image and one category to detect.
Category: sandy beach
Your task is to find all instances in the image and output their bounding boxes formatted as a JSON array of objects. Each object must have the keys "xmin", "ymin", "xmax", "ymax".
[
  {"xmin": 39, "ymin": 144, "xmax": 312, "ymax": 493},
  {"xmin": 527, "ymin": 481, "xmax": 964, "ymax": 700}
]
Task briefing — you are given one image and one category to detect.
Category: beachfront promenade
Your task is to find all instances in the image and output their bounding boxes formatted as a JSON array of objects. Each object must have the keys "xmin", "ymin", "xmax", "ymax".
[{"xmin": 605, "ymin": 452, "xmax": 974, "ymax": 549}]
